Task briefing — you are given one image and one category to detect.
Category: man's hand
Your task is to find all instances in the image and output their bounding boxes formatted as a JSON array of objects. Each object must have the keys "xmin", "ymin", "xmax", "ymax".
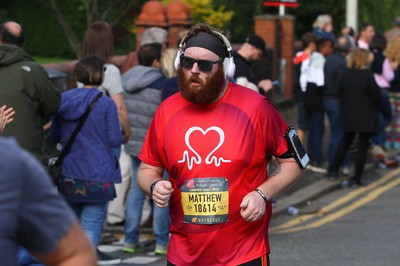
[
  {"xmin": 43, "ymin": 121, "xmax": 51, "ymax": 131},
  {"xmin": 258, "ymin": 79, "xmax": 273, "ymax": 92},
  {"xmin": 239, "ymin": 190, "xmax": 266, "ymax": 222},
  {"xmin": 0, "ymin": 105, "xmax": 15, "ymax": 133},
  {"xmin": 151, "ymin": 180, "xmax": 174, "ymax": 208}
]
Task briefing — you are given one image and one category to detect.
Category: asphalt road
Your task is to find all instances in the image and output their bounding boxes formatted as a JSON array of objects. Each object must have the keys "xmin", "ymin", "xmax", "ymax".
[
  {"xmin": 99, "ymin": 164, "xmax": 400, "ymax": 266},
  {"xmin": 268, "ymin": 166, "xmax": 400, "ymax": 266}
]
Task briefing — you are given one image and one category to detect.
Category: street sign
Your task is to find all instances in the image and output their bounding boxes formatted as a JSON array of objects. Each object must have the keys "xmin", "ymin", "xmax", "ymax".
[{"xmin": 264, "ymin": 0, "xmax": 299, "ymax": 7}]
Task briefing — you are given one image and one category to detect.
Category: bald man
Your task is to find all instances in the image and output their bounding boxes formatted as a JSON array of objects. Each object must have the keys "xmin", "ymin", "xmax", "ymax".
[{"xmin": 0, "ymin": 21, "xmax": 61, "ymax": 161}]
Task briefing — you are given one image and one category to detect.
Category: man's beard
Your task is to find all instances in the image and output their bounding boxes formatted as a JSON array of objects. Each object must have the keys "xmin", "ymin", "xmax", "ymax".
[{"xmin": 178, "ymin": 65, "xmax": 226, "ymax": 105}]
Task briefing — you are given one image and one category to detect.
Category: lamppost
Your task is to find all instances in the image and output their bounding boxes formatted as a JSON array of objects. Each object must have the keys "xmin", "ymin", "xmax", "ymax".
[{"xmin": 346, "ymin": 0, "xmax": 358, "ymax": 32}]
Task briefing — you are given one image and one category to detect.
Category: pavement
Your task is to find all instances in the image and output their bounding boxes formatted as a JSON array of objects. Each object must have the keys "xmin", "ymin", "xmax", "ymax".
[{"xmin": 97, "ymin": 102, "xmax": 399, "ymax": 265}]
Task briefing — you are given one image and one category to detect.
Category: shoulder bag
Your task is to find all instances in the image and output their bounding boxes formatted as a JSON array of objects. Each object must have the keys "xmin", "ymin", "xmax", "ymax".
[{"xmin": 48, "ymin": 93, "xmax": 102, "ymax": 184}]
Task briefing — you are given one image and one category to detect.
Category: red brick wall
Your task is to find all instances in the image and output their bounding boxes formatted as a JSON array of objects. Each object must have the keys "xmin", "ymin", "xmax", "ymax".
[{"xmin": 255, "ymin": 14, "xmax": 295, "ymax": 100}]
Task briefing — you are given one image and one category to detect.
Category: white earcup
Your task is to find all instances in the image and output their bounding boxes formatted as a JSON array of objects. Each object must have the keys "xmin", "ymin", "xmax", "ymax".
[
  {"xmin": 174, "ymin": 49, "xmax": 183, "ymax": 70},
  {"xmin": 223, "ymin": 57, "xmax": 236, "ymax": 79}
]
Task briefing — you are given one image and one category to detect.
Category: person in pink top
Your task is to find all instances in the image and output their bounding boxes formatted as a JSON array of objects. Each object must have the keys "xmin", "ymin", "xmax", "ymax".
[{"xmin": 370, "ymin": 34, "xmax": 397, "ymax": 157}]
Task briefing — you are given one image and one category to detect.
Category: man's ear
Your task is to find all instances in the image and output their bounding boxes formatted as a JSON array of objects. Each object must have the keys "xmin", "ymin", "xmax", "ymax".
[{"xmin": 152, "ymin": 59, "xmax": 161, "ymax": 68}]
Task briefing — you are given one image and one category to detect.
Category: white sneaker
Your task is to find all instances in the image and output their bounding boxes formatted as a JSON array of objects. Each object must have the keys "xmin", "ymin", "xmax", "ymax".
[
  {"xmin": 308, "ymin": 163, "xmax": 327, "ymax": 174},
  {"xmin": 341, "ymin": 166, "xmax": 350, "ymax": 176}
]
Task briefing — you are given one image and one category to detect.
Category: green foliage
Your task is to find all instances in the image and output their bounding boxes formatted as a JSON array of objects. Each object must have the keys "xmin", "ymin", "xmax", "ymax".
[
  {"xmin": 264, "ymin": 0, "xmax": 400, "ymax": 38},
  {"xmin": 358, "ymin": 0, "xmax": 400, "ymax": 34},
  {"xmin": 2, "ymin": 0, "xmax": 146, "ymax": 58},
  {"xmin": 213, "ymin": 0, "xmax": 265, "ymax": 43},
  {"xmin": 4, "ymin": 0, "xmax": 76, "ymax": 58},
  {"xmin": 34, "ymin": 56, "xmax": 67, "ymax": 64},
  {"xmin": 162, "ymin": 0, "xmax": 234, "ymax": 30},
  {"xmin": 187, "ymin": 0, "xmax": 234, "ymax": 29},
  {"xmin": 3, "ymin": 0, "xmax": 400, "ymax": 59},
  {"xmin": 203, "ymin": 6, "xmax": 234, "ymax": 30}
]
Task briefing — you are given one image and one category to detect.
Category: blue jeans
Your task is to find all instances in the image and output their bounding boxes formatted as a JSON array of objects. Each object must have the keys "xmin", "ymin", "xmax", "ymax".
[
  {"xmin": 17, "ymin": 247, "xmax": 42, "ymax": 266},
  {"xmin": 69, "ymin": 202, "xmax": 108, "ymax": 247},
  {"xmin": 372, "ymin": 91, "xmax": 392, "ymax": 146},
  {"xmin": 124, "ymin": 156, "xmax": 170, "ymax": 246},
  {"xmin": 296, "ymin": 100, "xmax": 308, "ymax": 131},
  {"xmin": 306, "ymin": 110, "xmax": 324, "ymax": 164},
  {"xmin": 113, "ymin": 146, "xmax": 121, "ymax": 160},
  {"xmin": 324, "ymin": 98, "xmax": 349, "ymax": 168}
]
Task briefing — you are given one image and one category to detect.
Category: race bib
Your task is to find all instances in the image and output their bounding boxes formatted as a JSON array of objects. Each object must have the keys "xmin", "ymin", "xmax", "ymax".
[{"xmin": 180, "ymin": 177, "xmax": 229, "ymax": 224}]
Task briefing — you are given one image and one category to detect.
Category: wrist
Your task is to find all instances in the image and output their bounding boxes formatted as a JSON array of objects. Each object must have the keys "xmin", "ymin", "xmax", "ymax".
[
  {"xmin": 150, "ymin": 179, "xmax": 162, "ymax": 198},
  {"xmin": 255, "ymin": 188, "xmax": 269, "ymax": 204}
]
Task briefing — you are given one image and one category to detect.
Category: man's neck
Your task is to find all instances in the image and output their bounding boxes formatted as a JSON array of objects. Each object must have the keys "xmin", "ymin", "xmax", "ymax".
[
  {"xmin": 213, "ymin": 81, "xmax": 229, "ymax": 103},
  {"xmin": 237, "ymin": 48, "xmax": 250, "ymax": 62}
]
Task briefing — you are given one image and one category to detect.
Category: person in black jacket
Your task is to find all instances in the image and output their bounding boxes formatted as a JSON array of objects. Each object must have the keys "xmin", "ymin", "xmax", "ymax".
[
  {"xmin": 328, "ymin": 48, "xmax": 381, "ymax": 186},
  {"xmin": 233, "ymin": 35, "xmax": 273, "ymax": 94},
  {"xmin": 323, "ymin": 35, "xmax": 352, "ymax": 174}
]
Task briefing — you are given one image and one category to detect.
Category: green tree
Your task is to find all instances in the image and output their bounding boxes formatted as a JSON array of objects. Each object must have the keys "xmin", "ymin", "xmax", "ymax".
[
  {"xmin": 35, "ymin": 0, "xmax": 147, "ymax": 57},
  {"xmin": 3, "ymin": 0, "xmax": 400, "ymax": 58},
  {"xmin": 162, "ymin": 0, "xmax": 234, "ymax": 30},
  {"xmin": 358, "ymin": 0, "xmax": 400, "ymax": 34},
  {"xmin": 213, "ymin": 0, "xmax": 264, "ymax": 42}
]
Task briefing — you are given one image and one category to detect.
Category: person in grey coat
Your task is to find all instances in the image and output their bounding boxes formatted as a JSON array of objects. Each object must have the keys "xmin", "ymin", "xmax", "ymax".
[{"xmin": 121, "ymin": 42, "xmax": 170, "ymax": 255}]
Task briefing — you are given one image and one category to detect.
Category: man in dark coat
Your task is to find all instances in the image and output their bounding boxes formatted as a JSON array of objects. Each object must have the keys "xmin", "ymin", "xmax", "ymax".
[{"xmin": 0, "ymin": 21, "xmax": 60, "ymax": 161}]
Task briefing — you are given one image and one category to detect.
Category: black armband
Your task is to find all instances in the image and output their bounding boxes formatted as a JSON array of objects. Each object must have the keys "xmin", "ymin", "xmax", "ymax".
[{"xmin": 276, "ymin": 126, "xmax": 310, "ymax": 169}]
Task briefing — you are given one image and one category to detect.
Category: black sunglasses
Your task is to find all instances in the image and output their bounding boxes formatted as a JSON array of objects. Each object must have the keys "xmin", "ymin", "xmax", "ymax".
[{"xmin": 180, "ymin": 55, "xmax": 222, "ymax": 72}]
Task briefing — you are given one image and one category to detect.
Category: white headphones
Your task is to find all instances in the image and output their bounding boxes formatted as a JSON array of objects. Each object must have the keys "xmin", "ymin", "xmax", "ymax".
[{"xmin": 174, "ymin": 30, "xmax": 236, "ymax": 79}]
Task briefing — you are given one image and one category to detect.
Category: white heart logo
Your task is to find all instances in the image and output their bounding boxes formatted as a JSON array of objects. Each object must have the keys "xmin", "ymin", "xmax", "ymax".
[{"xmin": 178, "ymin": 126, "xmax": 231, "ymax": 170}]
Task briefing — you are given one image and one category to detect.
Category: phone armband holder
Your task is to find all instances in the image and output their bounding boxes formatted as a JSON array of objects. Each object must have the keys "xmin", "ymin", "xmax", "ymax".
[{"xmin": 278, "ymin": 126, "xmax": 310, "ymax": 169}]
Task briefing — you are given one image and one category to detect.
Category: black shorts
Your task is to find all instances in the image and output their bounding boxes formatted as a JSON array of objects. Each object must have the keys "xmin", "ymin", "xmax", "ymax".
[{"xmin": 167, "ymin": 254, "xmax": 270, "ymax": 266}]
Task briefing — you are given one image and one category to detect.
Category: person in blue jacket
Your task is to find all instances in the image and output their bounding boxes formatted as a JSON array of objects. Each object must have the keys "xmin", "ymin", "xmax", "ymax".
[{"xmin": 51, "ymin": 54, "xmax": 122, "ymax": 265}]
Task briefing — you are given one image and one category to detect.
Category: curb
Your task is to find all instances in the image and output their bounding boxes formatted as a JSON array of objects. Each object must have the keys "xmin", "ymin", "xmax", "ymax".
[
  {"xmin": 271, "ymin": 157, "xmax": 385, "ymax": 217},
  {"xmin": 272, "ymin": 177, "xmax": 341, "ymax": 217}
]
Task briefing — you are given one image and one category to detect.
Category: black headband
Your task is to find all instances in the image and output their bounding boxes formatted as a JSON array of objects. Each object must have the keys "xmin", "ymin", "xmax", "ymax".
[{"xmin": 184, "ymin": 32, "xmax": 227, "ymax": 58}]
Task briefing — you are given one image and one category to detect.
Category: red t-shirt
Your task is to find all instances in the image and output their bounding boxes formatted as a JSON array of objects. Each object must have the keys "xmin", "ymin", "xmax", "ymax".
[{"xmin": 140, "ymin": 82, "xmax": 289, "ymax": 266}]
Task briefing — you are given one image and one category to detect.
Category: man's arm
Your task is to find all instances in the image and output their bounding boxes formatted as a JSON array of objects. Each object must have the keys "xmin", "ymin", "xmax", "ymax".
[
  {"xmin": 137, "ymin": 162, "xmax": 173, "ymax": 208},
  {"xmin": 23, "ymin": 64, "xmax": 61, "ymax": 119},
  {"xmin": 111, "ymin": 93, "xmax": 131, "ymax": 143},
  {"xmin": 240, "ymin": 157, "xmax": 303, "ymax": 222},
  {"xmin": 32, "ymin": 221, "xmax": 97, "ymax": 266},
  {"xmin": 259, "ymin": 157, "xmax": 303, "ymax": 199}
]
